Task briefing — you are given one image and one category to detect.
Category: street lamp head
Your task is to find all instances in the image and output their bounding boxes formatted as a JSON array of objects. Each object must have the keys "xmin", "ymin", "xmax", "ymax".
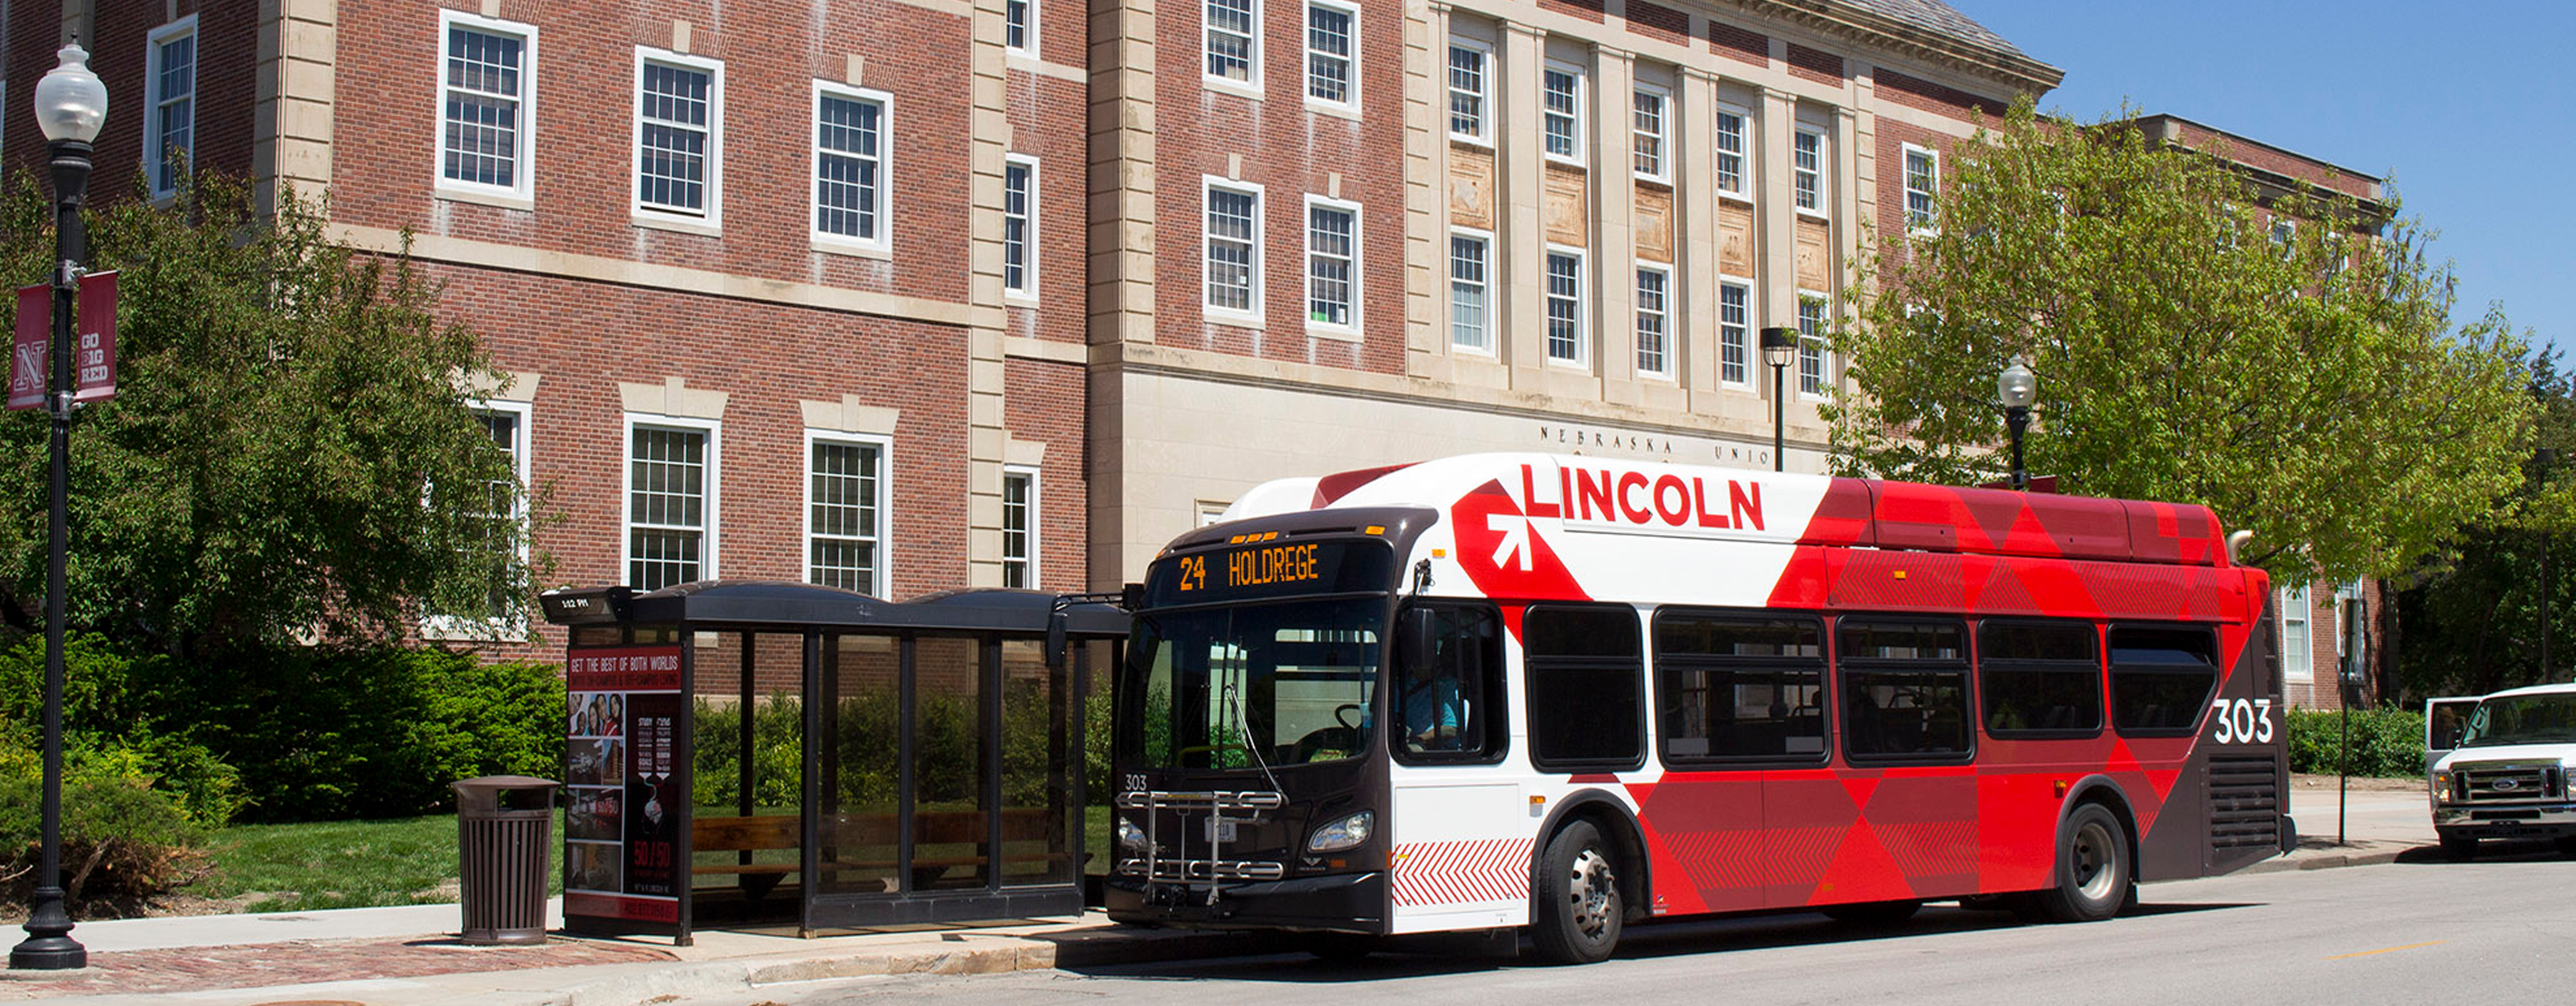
[
  {"xmin": 33, "ymin": 42, "xmax": 108, "ymax": 145},
  {"xmin": 1760, "ymin": 326, "xmax": 1798, "ymax": 367},
  {"xmin": 1997, "ymin": 357, "xmax": 2037, "ymax": 410}
]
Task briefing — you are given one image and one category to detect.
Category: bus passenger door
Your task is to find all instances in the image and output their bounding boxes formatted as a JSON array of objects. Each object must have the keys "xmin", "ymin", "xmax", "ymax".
[{"xmin": 1386, "ymin": 605, "xmax": 1528, "ymax": 934}]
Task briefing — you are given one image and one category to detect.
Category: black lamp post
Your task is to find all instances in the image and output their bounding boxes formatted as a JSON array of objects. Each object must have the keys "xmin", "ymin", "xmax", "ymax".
[
  {"xmin": 2541, "ymin": 447, "xmax": 2559, "ymax": 681},
  {"xmin": 1997, "ymin": 358, "xmax": 2035, "ymax": 491},
  {"xmin": 1760, "ymin": 326, "xmax": 1797, "ymax": 472},
  {"xmin": 11, "ymin": 39, "xmax": 107, "ymax": 973}
]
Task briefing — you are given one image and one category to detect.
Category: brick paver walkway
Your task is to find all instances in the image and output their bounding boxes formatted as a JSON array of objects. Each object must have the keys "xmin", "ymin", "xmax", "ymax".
[{"xmin": 0, "ymin": 935, "xmax": 671, "ymax": 1000}]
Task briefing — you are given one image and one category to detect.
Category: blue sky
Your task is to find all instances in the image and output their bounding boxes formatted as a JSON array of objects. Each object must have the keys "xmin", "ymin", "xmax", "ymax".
[{"xmin": 1961, "ymin": 1, "xmax": 2574, "ymax": 355}]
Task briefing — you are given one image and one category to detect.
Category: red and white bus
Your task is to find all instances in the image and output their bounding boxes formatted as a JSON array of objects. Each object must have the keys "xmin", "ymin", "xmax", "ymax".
[{"xmin": 1104, "ymin": 453, "xmax": 2290, "ymax": 963}]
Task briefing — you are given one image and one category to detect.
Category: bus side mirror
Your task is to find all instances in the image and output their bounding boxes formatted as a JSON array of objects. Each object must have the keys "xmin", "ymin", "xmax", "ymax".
[{"xmin": 1398, "ymin": 607, "xmax": 1439, "ymax": 671}]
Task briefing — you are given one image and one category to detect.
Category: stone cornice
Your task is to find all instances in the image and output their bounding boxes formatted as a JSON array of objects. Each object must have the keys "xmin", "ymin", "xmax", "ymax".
[{"xmin": 1733, "ymin": 0, "xmax": 2064, "ymax": 96}]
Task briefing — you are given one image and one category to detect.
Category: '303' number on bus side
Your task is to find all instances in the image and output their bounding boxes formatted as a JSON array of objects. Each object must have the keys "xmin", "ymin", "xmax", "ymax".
[{"xmin": 2208, "ymin": 697, "xmax": 2274, "ymax": 744}]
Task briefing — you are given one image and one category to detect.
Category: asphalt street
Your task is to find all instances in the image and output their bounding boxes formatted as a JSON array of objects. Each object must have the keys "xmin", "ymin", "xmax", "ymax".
[{"xmin": 668, "ymin": 850, "xmax": 2574, "ymax": 1006}]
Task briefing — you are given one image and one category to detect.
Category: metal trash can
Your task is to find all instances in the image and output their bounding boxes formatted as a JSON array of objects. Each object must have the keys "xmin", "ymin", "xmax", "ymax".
[{"xmin": 453, "ymin": 775, "xmax": 559, "ymax": 946}]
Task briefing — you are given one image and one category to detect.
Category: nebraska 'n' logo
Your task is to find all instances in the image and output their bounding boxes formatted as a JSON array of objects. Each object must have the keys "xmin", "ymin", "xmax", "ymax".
[{"xmin": 1450, "ymin": 478, "xmax": 1589, "ymax": 602}]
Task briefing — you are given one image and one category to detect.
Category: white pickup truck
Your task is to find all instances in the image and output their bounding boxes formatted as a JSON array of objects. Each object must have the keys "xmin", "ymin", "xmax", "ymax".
[{"xmin": 2425, "ymin": 682, "xmax": 2576, "ymax": 860}]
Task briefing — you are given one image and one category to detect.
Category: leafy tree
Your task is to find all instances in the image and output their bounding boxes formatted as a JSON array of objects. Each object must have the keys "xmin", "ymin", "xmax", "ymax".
[
  {"xmin": 2393, "ymin": 351, "xmax": 2576, "ymax": 699},
  {"xmin": 1827, "ymin": 101, "xmax": 2533, "ymax": 583},
  {"xmin": 0, "ymin": 173, "xmax": 541, "ymax": 655}
]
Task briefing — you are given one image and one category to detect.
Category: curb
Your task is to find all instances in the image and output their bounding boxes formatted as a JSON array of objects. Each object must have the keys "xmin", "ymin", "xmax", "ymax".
[
  {"xmin": 516, "ymin": 927, "xmax": 1263, "ymax": 1006},
  {"xmin": 2239, "ymin": 846, "xmax": 2421, "ymax": 875}
]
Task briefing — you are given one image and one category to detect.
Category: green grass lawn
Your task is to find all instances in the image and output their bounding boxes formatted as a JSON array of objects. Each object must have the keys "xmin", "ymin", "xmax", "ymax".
[{"xmin": 190, "ymin": 812, "xmax": 563, "ymax": 914}]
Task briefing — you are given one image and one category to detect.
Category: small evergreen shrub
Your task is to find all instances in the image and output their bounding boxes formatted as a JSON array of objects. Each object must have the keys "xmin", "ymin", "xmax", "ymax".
[{"xmin": 2286, "ymin": 707, "xmax": 2425, "ymax": 778}]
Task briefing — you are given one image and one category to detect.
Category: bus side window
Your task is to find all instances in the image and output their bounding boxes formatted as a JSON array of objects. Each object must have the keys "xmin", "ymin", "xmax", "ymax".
[
  {"xmin": 2107, "ymin": 625, "xmax": 2220, "ymax": 736},
  {"xmin": 1838, "ymin": 618, "xmax": 1973, "ymax": 762},
  {"xmin": 1392, "ymin": 605, "xmax": 1505, "ymax": 762},
  {"xmin": 1978, "ymin": 619, "xmax": 2103, "ymax": 738},
  {"xmin": 1524, "ymin": 605, "xmax": 1647, "ymax": 771},
  {"xmin": 1653, "ymin": 609, "xmax": 1827, "ymax": 763}
]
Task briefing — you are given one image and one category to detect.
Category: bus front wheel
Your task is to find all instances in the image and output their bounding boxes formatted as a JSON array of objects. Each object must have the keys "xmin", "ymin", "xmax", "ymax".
[
  {"xmin": 2030, "ymin": 803, "xmax": 2130, "ymax": 923},
  {"xmin": 1530, "ymin": 820, "xmax": 1623, "ymax": 965}
]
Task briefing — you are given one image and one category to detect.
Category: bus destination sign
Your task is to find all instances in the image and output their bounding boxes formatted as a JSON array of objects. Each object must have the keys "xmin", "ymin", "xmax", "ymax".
[{"xmin": 1146, "ymin": 537, "xmax": 1394, "ymax": 606}]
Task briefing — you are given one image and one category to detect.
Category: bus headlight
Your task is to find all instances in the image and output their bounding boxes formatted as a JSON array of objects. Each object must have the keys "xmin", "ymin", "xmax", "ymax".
[
  {"xmin": 1307, "ymin": 810, "xmax": 1374, "ymax": 853},
  {"xmin": 1118, "ymin": 818, "xmax": 1151, "ymax": 854},
  {"xmin": 2430, "ymin": 770, "xmax": 2454, "ymax": 802}
]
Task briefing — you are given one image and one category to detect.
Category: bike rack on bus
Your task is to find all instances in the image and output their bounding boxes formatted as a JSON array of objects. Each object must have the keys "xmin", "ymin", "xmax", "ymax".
[{"xmin": 1113, "ymin": 789, "xmax": 1287, "ymax": 905}]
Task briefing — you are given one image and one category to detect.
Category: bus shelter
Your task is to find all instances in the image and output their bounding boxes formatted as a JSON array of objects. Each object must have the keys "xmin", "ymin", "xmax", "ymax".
[{"xmin": 539, "ymin": 581, "xmax": 1128, "ymax": 943}]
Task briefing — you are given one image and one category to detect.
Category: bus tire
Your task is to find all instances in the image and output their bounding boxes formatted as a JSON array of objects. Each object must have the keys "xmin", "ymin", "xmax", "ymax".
[
  {"xmin": 1530, "ymin": 820, "xmax": 1623, "ymax": 965},
  {"xmin": 2031, "ymin": 803, "xmax": 2129, "ymax": 923},
  {"xmin": 1819, "ymin": 899, "xmax": 1921, "ymax": 926}
]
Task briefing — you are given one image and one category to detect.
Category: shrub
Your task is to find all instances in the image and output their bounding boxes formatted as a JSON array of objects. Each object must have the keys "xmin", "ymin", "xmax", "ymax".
[
  {"xmin": 0, "ymin": 744, "xmax": 207, "ymax": 908},
  {"xmin": 2287, "ymin": 707, "xmax": 2425, "ymax": 778},
  {"xmin": 693, "ymin": 694, "xmax": 805, "ymax": 811},
  {"xmin": 162, "ymin": 646, "xmax": 564, "ymax": 821},
  {"xmin": 0, "ymin": 633, "xmax": 244, "ymax": 826}
]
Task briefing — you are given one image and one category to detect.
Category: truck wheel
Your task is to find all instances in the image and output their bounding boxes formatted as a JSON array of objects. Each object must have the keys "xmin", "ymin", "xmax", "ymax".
[
  {"xmin": 1530, "ymin": 820, "xmax": 1622, "ymax": 965},
  {"xmin": 2438, "ymin": 833, "xmax": 2479, "ymax": 862},
  {"xmin": 2030, "ymin": 803, "xmax": 2129, "ymax": 923}
]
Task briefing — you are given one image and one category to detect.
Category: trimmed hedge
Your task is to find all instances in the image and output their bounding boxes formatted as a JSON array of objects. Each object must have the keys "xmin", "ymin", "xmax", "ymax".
[
  {"xmin": 163, "ymin": 646, "xmax": 564, "ymax": 822},
  {"xmin": 2285, "ymin": 707, "xmax": 2425, "ymax": 778}
]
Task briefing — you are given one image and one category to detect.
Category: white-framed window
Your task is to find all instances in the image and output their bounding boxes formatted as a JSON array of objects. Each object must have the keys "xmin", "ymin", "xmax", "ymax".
[
  {"xmin": 1447, "ymin": 41, "xmax": 1488, "ymax": 142},
  {"xmin": 1204, "ymin": 178, "xmax": 1265, "ymax": 322},
  {"xmin": 1305, "ymin": 1, "xmax": 1358, "ymax": 109},
  {"xmin": 1713, "ymin": 103, "xmax": 1748, "ymax": 199},
  {"xmin": 1002, "ymin": 466, "xmax": 1039, "ymax": 589},
  {"xmin": 1305, "ymin": 196, "xmax": 1360, "ymax": 332},
  {"xmin": 1544, "ymin": 246, "xmax": 1585, "ymax": 365},
  {"xmin": 1796, "ymin": 291, "xmax": 1831, "ymax": 397},
  {"xmin": 2271, "ymin": 217, "xmax": 2296, "ymax": 252},
  {"xmin": 812, "ymin": 81, "xmax": 889, "ymax": 247},
  {"xmin": 1205, "ymin": 0, "xmax": 1261, "ymax": 92},
  {"xmin": 626, "ymin": 415, "xmax": 720, "ymax": 592},
  {"xmin": 1542, "ymin": 62, "xmax": 1584, "ymax": 164},
  {"xmin": 1634, "ymin": 264, "xmax": 1671, "ymax": 378},
  {"xmin": 1007, "ymin": 0, "xmax": 1037, "ymax": 56},
  {"xmin": 1793, "ymin": 127, "xmax": 1824, "ymax": 216},
  {"xmin": 1903, "ymin": 143, "xmax": 1939, "ymax": 235},
  {"xmin": 805, "ymin": 433, "xmax": 887, "ymax": 597},
  {"xmin": 634, "ymin": 49, "xmax": 723, "ymax": 223},
  {"xmin": 1718, "ymin": 278, "xmax": 1751, "ymax": 386},
  {"xmin": 425, "ymin": 399, "xmax": 533, "ymax": 638},
  {"xmin": 1448, "ymin": 228, "xmax": 1492, "ymax": 352},
  {"xmin": 1631, "ymin": 84, "xmax": 1668, "ymax": 182},
  {"xmin": 144, "ymin": 17, "xmax": 198, "ymax": 198},
  {"xmin": 2280, "ymin": 583, "xmax": 2313, "ymax": 682},
  {"xmin": 436, "ymin": 12, "xmax": 534, "ymax": 201},
  {"xmin": 1004, "ymin": 154, "xmax": 1038, "ymax": 299}
]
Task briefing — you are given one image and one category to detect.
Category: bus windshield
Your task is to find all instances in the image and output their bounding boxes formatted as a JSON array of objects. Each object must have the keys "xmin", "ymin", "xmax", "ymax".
[
  {"xmin": 2461, "ymin": 692, "xmax": 2576, "ymax": 747},
  {"xmin": 1121, "ymin": 599, "xmax": 1383, "ymax": 770}
]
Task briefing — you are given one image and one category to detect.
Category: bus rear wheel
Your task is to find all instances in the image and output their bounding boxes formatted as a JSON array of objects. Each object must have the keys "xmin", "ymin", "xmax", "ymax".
[
  {"xmin": 2030, "ymin": 803, "xmax": 2130, "ymax": 923},
  {"xmin": 1531, "ymin": 820, "xmax": 1622, "ymax": 965}
]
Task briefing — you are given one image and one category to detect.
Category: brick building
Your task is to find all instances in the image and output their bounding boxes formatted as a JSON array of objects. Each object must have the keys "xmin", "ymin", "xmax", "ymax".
[{"xmin": 0, "ymin": 0, "xmax": 2387, "ymax": 700}]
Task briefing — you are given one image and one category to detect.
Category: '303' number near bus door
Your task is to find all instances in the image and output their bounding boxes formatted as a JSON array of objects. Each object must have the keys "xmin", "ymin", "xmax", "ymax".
[{"xmin": 2209, "ymin": 697, "xmax": 2274, "ymax": 744}]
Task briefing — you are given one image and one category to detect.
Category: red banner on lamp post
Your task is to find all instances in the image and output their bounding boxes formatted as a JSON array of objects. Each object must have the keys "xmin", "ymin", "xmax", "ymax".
[
  {"xmin": 9, "ymin": 284, "xmax": 46, "ymax": 411},
  {"xmin": 73, "ymin": 271, "xmax": 114, "ymax": 404}
]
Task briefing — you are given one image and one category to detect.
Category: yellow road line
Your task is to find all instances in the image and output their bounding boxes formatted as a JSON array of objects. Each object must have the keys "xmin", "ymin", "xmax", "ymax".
[{"xmin": 2326, "ymin": 940, "xmax": 2447, "ymax": 960}]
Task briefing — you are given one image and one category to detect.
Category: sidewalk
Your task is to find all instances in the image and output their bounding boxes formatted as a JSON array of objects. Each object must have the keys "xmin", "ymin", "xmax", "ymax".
[
  {"xmin": 0, "ymin": 779, "xmax": 2443, "ymax": 1004},
  {"xmin": 0, "ymin": 901, "xmax": 1261, "ymax": 1006},
  {"xmin": 2243, "ymin": 774, "xmax": 2439, "ymax": 874}
]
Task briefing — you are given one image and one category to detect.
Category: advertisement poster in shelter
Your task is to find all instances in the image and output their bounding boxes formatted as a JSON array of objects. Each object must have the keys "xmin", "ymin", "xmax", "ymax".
[{"xmin": 563, "ymin": 645, "xmax": 683, "ymax": 924}]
